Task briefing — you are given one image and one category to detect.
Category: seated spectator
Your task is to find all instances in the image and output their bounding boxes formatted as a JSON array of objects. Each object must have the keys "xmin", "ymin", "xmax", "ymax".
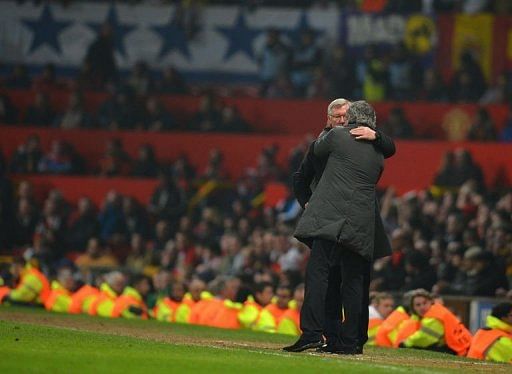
[
  {"xmin": 125, "ymin": 233, "xmax": 152, "ymax": 274},
  {"xmin": 12, "ymin": 197, "xmax": 39, "ymax": 248},
  {"xmin": 450, "ymin": 51, "xmax": 486, "ymax": 103},
  {"xmin": 158, "ymin": 66, "xmax": 188, "ymax": 94},
  {"xmin": 500, "ymin": 104, "xmax": 512, "ymax": 142},
  {"xmin": 98, "ymin": 138, "xmax": 131, "ymax": 177},
  {"xmin": 466, "ymin": 108, "xmax": 497, "ymax": 142},
  {"xmin": 388, "ymin": 43, "xmax": 415, "ymax": 101},
  {"xmin": 402, "ymin": 250, "xmax": 437, "ymax": 291},
  {"xmin": 132, "ymin": 144, "xmax": 160, "ymax": 178},
  {"xmin": 25, "ymin": 92, "xmax": 55, "ymax": 126},
  {"xmin": 266, "ymin": 73, "xmax": 295, "ymax": 99},
  {"xmin": 127, "ymin": 61, "xmax": 153, "ymax": 97},
  {"xmin": 75, "ymin": 61, "xmax": 104, "ymax": 91},
  {"xmin": 84, "ymin": 23, "xmax": 118, "ymax": 87},
  {"xmin": 143, "ymin": 97, "xmax": 176, "ymax": 131},
  {"xmin": 33, "ymin": 63, "xmax": 62, "ymax": 92},
  {"xmin": 189, "ymin": 93, "xmax": 222, "ymax": 132},
  {"xmin": 98, "ymin": 191, "xmax": 126, "ymax": 243},
  {"xmin": 306, "ymin": 67, "xmax": 330, "ymax": 99},
  {"xmin": 148, "ymin": 172, "xmax": 186, "ymax": 224},
  {"xmin": 290, "ymin": 29, "xmax": 322, "ymax": 97},
  {"xmin": 452, "ymin": 148, "xmax": 484, "ymax": 190},
  {"xmin": 480, "ymin": 73, "xmax": 509, "ymax": 104},
  {"xmin": 381, "ymin": 107, "xmax": 414, "ymax": 139},
  {"xmin": 9, "ymin": 134, "xmax": 43, "ymax": 173},
  {"xmin": 122, "ymin": 196, "xmax": 149, "ymax": 240},
  {"xmin": 4, "ymin": 64, "xmax": 31, "ymax": 89},
  {"xmin": 97, "ymin": 90, "xmax": 137, "ymax": 130},
  {"xmin": 417, "ymin": 68, "xmax": 448, "ymax": 102},
  {"xmin": 258, "ymin": 29, "xmax": 290, "ymax": 97},
  {"xmin": 55, "ymin": 91, "xmax": 92, "ymax": 129},
  {"xmin": 0, "ymin": 93, "xmax": 18, "ymax": 124},
  {"xmin": 38, "ymin": 140, "xmax": 73, "ymax": 174},
  {"xmin": 219, "ymin": 105, "xmax": 250, "ymax": 133},
  {"xmin": 432, "ymin": 151, "xmax": 458, "ymax": 189},
  {"xmin": 66, "ymin": 197, "xmax": 98, "ymax": 252},
  {"xmin": 75, "ymin": 237, "xmax": 119, "ymax": 272},
  {"xmin": 324, "ymin": 46, "xmax": 356, "ymax": 99}
]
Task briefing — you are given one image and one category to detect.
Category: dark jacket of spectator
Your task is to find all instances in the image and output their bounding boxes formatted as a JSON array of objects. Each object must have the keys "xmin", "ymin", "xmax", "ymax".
[
  {"xmin": 85, "ymin": 25, "xmax": 118, "ymax": 86},
  {"xmin": 25, "ymin": 92, "xmax": 55, "ymax": 126}
]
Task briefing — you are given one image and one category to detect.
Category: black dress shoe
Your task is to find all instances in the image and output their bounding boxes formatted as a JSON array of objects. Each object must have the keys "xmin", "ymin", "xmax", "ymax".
[
  {"xmin": 336, "ymin": 346, "xmax": 363, "ymax": 355},
  {"xmin": 282, "ymin": 339, "xmax": 325, "ymax": 352}
]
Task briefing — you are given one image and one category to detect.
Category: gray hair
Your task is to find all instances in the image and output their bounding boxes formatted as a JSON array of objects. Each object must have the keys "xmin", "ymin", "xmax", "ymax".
[
  {"xmin": 327, "ymin": 98, "xmax": 350, "ymax": 115},
  {"xmin": 346, "ymin": 100, "xmax": 377, "ymax": 129}
]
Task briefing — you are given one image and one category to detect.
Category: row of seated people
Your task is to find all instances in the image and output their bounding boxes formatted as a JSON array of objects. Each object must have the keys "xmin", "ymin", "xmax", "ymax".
[{"xmin": 1, "ymin": 257, "xmax": 511, "ymax": 363}]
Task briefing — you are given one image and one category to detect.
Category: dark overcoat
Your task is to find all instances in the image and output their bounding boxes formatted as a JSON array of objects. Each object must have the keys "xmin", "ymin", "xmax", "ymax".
[{"xmin": 294, "ymin": 125, "xmax": 386, "ymax": 261}]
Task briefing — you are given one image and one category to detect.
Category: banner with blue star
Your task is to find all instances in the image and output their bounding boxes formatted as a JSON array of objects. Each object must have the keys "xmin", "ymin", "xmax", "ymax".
[
  {"xmin": 152, "ymin": 14, "xmax": 191, "ymax": 61},
  {"xmin": 284, "ymin": 12, "xmax": 324, "ymax": 44},
  {"xmin": 22, "ymin": 5, "xmax": 71, "ymax": 55},
  {"xmin": 216, "ymin": 12, "xmax": 264, "ymax": 62},
  {"xmin": 87, "ymin": 4, "xmax": 136, "ymax": 58}
]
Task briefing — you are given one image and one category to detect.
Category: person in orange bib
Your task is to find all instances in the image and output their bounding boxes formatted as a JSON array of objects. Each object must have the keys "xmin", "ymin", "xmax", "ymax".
[
  {"xmin": 277, "ymin": 284, "xmax": 304, "ymax": 336},
  {"xmin": 44, "ymin": 267, "xmax": 76, "ymax": 313},
  {"xmin": 256, "ymin": 285, "xmax": 292, "ymax": 333},
  {"xmin": 467, "ymin": 302, "xmax": 512, "ymax": 363},
  {"xmin": 375, "ymin": 290, "xmax": 415, "ymax": 348},
  {"xmin": 153, "ymin": 282, "xmax": 185, "ymax": 322},
  {"xmin": 2, "ymin": 257, "xmax": 50, "ymax": 306},
  {"xmin": 401, "ymin": 289, "xmax": 472, "ymax": 356},
  {"xmin": 112, "ymin": 275, "xmax": 151, "ymax": 319},
  {"xmin": 85, "ymin": 271, "xmax": 126, "ymax": 316},
  {"xmin": 176, "ymin": 278, "xmax": 211, "ymax": 324},
  {"xmin": 238, "ymin": 282, "xmax": 274, "ymax": 330},
  {"xmin": 367, "ymin": 292, "xmax": 394, "ymax": 346}
]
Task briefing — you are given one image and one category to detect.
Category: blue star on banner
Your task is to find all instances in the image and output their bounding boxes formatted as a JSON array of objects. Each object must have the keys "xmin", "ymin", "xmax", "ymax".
[
  {"xmin": 284, "ymin": 12, "xmax": 324, "ymax": 44},
  {"xmin": 216, "ymin": 12, "xmax": 263, "ymax": 61},
  {"xmin": 152, "ymin": 17, "xmax": 191, "ymax": 60},
  {"xmin": 88, "ymin": 5, "xmax": 136, "ymax": 58},
  {"xmin": 22, "ymin": 5, "xmax": 71, "ymax": 55}
]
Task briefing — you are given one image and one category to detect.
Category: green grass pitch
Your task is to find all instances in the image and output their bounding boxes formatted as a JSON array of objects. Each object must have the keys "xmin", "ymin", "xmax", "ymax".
[{"xmin": 0, "ymin": 307, "xmax": 508, "ymax": 373}]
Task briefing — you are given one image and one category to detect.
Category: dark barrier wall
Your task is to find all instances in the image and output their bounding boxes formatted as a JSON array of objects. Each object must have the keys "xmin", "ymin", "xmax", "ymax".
[
  {"xmin": 3, "ymin": 89, "xmax": 510, "ymax": 138},
  {"xmin": 3, "ymin": 127, "xmax": 512, "ymax": 200}
]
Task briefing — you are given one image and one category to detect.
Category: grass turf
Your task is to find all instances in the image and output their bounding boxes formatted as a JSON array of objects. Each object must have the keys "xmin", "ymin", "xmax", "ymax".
[{"xmin": 0, "ymin": 307, "xmax": 507, "ymax": 373}]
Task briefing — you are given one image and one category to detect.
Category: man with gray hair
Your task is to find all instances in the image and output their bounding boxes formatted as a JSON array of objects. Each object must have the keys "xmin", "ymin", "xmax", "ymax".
[{"xmin": 284, "ymin": 100, "xmax": 393, "ymax": 354}]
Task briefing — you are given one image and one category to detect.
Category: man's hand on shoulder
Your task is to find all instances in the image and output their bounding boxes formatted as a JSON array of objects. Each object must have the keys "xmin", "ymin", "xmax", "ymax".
[{"xmin": 350, "ymin": 126, "xmax": 376, "ymax": 141}]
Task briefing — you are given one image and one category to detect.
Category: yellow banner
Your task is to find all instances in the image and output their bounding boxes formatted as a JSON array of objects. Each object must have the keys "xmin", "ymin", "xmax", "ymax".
[{"xmin": 452, "ymin": 14, "xmax": 493, "ymax": 80}]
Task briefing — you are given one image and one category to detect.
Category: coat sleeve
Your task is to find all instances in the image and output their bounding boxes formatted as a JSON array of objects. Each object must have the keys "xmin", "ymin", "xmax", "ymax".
[
  {"xmin": 292, "ymin": 143, "xmax": 315, "ymax": 209},
  {"xmin": 374, "ymin": 130, "xmax": 396, "ymax": 159},
  {"xmin": 313, "ymin": 128, "xmax": 335, "ymax": 158}
]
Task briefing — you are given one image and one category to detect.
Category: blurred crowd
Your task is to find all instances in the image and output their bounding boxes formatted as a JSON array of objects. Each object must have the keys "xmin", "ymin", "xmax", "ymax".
[{"xmin": 0, "ymin": 138, "xmax": 511, "ymax": 302}]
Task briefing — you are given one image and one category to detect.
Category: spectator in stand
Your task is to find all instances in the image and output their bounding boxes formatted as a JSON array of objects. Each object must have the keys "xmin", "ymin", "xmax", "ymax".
[
  {"xmin": 189, "ymin": 93, "xmax": 222, "ymax": 132},
  {"xmin": 324, "ymin": 46, "xmax": 356, "ymax": 99},
  {"xmin": 66, "ymin": 197, "xmax": 98, "ymax": 252},
  {"xmin": 452, "ymin": 148, "xmax": 484, "ymax": 190},
  {"xmin": 9, "ymin": 134, "xmax": 43, "ymax": 174},
  {"xmin": 432, "ymin": 151, "xmax": 458, "ymax": 189},
  {"xmin": 466, "ymin": 108, "xmax": 497, "ymax": 142},
  {"xmin": 25, "ymin": 92, "xmax": 55, "ymax": 127},
  {"xmin": 55, "ymin": 91, "xmax": 93, "ymax": 129},
  {"xmin": 266, "ymin": 73, "xmax": 295, "ymax": 99},
  {"xmin": 122, "ymin": 196, "xmax": 150, "ymax": 240},
  {"xmin": 98, "ymin": 190, "xmax": 126, "ymax": 244},
  {"xmin": 306, "ymin": 67, "xmax": 330, "ymax": 99},
  {"xmin": 143, "ymin": 97, "xmax": 176, "ymax": 131},
  {"xmin": 125, "ymin": 233, "xmax": 152, "ymax": 274},
  {"xmin": 75, "ymin": 61, "xmax": 101, "ymax": 91},
  {"xmin": 480, "ymin": 73, "xmax": 510, "ymax": 104},
  {"xmin": 98, "ymin": 138, "xmax": 132, "ymax": 177},
  {"xmin": 148, "ymin": 171, "xmax": 187, "ymax": 225},
  {"xmin": 152, "ymin": 220, "xmax": 172, "ymax": 254},
  {"xmin": 258, "ymin": 29, "xmax": 290, "ymax": 96},
  {"xmin": 75, "ymin": 237, "xmax": 119, "ymax": 272},
  {"xmin": 12, "ymin": 197, "xmax": 38, "ymax": 248},
  {"xmin": 451, "ymin": 51, "xmax": 487, "ymax": 102},
  {"xmin": 0, "ymin": 93, "xmax": 18, "ymax": 124},
  {"xmin": 132, "ymin": 144, "xmax": 160, "ymax": 178},
  {"xmin": 4, "ymin": 64, "xmax": 31, "ymax": 89},
  {"xmin": 290, "ymin": 29, "xmax": 322, "ymax": 97},
  {"xmin": 356, "ymin": 45, "xmax": 387, "ymax": 101},
  {"xmin": 381, "ymin": 107, "xmax": 414, "ymax": 139},
  {"xmin": 402, "ymin": 250, "xmax": 437, "ymax": 291},
  {"xmin": 158, "ymin": 66, "xmax": 188, "ymax": 94},
  {"xmin": 38, "ymin": 140, "xmax": 73, "ymax": 174},
  {"xmin": 500, "ymin": 103, "xmax": 512, "ymax": 142},
  {"xmin": 127, "ymin": 61, "xmax": 153, "ymax": 97},
  {"xmin": 219, "ymin": 105, "xmax": 250, "ymax": 133},
  {"xmin": 417, "ymin": 68, "xmax": 448, "ymax": 102},
  {"xmin": 84, "ymin": 24, "xmax": 118, "ymax": 87},
  {"xmin": 388, "ymin": 43, "xmax": 415, "ymax": 101},
  {"xmin": 32, "ymin": 63, "xmax": 62, "ymax": 92},
  {"xmin": 97, "ymin": 90, "xmax": 137, "ymax": 130}
]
